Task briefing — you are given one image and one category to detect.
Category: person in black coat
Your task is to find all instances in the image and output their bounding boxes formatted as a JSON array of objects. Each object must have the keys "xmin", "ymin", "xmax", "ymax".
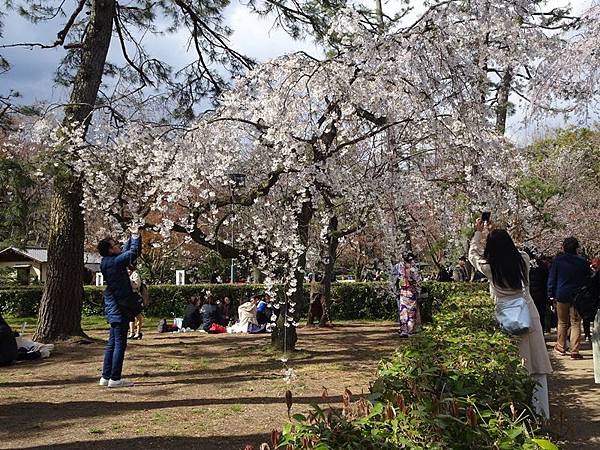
[
  {"xmin": 182, "ymin": 296, "xmax": 201, "ymax": 330},
  {"xmin": 218, "ymin": 296, "xmax": 235, "ymax": 326},
  {"xmin": 0, "ymin": 313, "xmax": 17, "ymax": 366},
  {"xmin": 200, "ymin": 295, "xmax": 221, "ymax": 332},
  {"xmin": 526, "ymin": 249, "xmax": 550, "ymax": 332}
]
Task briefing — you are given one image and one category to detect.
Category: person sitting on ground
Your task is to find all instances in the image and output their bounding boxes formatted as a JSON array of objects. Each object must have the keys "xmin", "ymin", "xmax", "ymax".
[
  {"xmin": 229, "ymin": 296, "xmax": 260, "ymax": 333},
  {"xmin": 200, "ymin": 295, "xmax": 221, "ymax": 332},
  {"xmin": 0, "ymin": 312, "xmax": 17, "ymax": 366},
  {"xmin": 256, "ymin": 296, "xmax": 271, "ymax": 325},
  {"xmin": 182, "ymin": 296, "xmax": 202, "ymax": 330},
  {"xmin": 218, "ymin": 296, "xmax": 235, "ymax": 326}
]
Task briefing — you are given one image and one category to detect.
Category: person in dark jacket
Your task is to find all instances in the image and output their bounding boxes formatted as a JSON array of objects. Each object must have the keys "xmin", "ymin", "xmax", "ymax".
[
  {"xmin": 218, "ymin": 296, "xmax": 235, "ymax": 326},
  {"xmin": 97, "ymin": 228, "xmax": 141, "ymax": 388},
  {"xmin": 547, "ymin": 237, "xmax": 590, "ymax": 359},
  {"xmin": 182, "ymin": 296, "xmax": 201, "ymax": 330},
  {"xmin": 200, "ymin": 295, "xmax": 221, "ymax": 332},
  {"xmin": 526, "ymin": 249, "xmax": 550, "ymax": 332},
  {"xmin": 0, "ymin": 313, "xmax": 18, "ymax": 366}
]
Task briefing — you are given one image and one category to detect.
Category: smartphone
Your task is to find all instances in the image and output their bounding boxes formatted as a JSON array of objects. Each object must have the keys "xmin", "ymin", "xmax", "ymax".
[{"xmin": 481, "ymin": 211, "xmax": 491, "ymax": 222}]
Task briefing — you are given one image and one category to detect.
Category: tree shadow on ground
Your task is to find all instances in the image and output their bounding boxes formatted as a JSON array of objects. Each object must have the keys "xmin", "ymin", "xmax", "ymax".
[
  {"xmin": 0, "ymin": 394, "xmax": 345, "ymax": 434},
  {"xmin": 17, "ymin": 434, "xmax": 270, "ymax": 450}
]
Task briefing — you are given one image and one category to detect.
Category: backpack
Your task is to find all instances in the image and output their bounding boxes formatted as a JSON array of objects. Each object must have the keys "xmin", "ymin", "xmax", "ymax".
[{"xmin": 573, "ymin": 271, "xmax": 600, "ymax": 323}]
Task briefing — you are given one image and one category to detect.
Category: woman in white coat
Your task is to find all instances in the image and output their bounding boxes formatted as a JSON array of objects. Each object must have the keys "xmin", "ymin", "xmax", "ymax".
[{"xmin": 469, "ymin": 219, "xmax": 552, "ymax": 418}]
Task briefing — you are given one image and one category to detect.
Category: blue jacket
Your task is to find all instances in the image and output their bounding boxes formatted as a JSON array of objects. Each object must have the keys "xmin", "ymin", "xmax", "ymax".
[
  {"xmin": 101, "ymin": 235, "xmax": 141, "ymax": 324},
  {"xmin": 547, "ymin": 253, "xmax": 590, "ymax": 303}
]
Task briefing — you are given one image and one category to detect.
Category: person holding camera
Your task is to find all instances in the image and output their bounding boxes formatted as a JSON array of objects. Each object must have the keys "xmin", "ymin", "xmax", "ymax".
[
  {"xmin": 469, "ymin": 218, "xmax": 552, "ymax": 418},
  {"xmin": 97, "ymin": 227, "xmax": 141, "ymax": 388}
]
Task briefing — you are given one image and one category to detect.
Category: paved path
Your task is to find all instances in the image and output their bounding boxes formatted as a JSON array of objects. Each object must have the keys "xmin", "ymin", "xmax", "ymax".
[{"xmin": 547, "ymin": 334, "xmax": 600, "ymax": 449}]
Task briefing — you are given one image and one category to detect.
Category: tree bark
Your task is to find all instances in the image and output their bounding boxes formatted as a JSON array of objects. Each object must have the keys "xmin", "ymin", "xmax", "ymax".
[
  {"xmin": 35, "ymin": 0, "xmax": 115, "ymax": 342},
  {"xmin": 495, "ymin": 66, "xmax": 512, "ymax": 135},
  {"xmin": 272, "ymin": 196, "xmax": 313, "ymax": 351},
  {"xmin": 307, "ymin": 215, "xmax": 337, "ymax": 327}
]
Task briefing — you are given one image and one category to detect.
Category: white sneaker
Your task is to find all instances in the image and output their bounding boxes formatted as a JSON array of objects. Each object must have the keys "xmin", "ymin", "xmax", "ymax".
[
  {"xmin": 108, "ymin": 379, "xmax": 134, "ymax": 388},
  {"xmin": 99, "ymin": 377, "xmax": 109, "ymax": 386}
]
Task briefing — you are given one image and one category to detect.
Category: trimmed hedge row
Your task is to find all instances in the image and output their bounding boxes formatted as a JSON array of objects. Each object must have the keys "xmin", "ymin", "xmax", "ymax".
[
  {"xmin": 278, "ymin": 286, "xmax": 556, "ymax": 449},
  {"xmin": 0, "ymin": 281, "xmax": 467, "ymax": 320}
]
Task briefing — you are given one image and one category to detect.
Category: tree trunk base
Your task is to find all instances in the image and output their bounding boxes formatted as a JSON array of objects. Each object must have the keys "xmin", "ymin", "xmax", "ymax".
[{"xmin": 271, "ymin": 314, "xmax": 297, "ymax": 352}]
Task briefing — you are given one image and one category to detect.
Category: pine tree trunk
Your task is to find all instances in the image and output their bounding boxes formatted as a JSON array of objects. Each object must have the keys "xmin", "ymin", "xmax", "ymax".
[{"xmin": 34, "ymin": 0, "xmax": 115, "ymax": 342}]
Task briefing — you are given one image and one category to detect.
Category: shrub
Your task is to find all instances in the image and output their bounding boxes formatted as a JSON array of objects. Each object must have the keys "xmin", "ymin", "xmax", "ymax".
[
  {"xmin": 278, "ymin": 286, "xmax": 556, "ymax": 450},
  {"xmin": 0, "ymin": 281, "xmax": 445, "ymax": 321}
]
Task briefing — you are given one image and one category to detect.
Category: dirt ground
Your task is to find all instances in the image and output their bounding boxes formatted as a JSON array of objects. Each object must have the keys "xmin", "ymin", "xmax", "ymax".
[
  {"xmin": 546, "ymin": 334, "xmax": 600, "ymax": 450},
  {"xmin": 0, "ymin": 321, "xmax": 401, "ymax": 449},
  {"xmin": 2, "ymin": 322, "xmax": 599, "ymax": 450}
]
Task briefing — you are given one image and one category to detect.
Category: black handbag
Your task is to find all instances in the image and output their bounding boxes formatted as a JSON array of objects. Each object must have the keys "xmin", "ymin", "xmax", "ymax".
[
  {"xmin": 108, "ymin": 283, "xmax": 143, "ymax": 322},
  {"xmin": 117, "ymin": 292, "xmax": 143, "ymax": 322}
]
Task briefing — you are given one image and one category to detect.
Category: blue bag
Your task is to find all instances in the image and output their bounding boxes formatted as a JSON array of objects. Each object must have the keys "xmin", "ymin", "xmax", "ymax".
[{"xmin": 495, "ymin": 297, "xmax": 530, "ymax": 335}]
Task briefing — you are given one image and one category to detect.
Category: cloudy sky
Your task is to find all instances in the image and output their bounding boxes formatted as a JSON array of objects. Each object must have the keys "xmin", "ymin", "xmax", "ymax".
[{"xmin": 0, "ymin": 0, "xmax": 595, "ymax": 143}]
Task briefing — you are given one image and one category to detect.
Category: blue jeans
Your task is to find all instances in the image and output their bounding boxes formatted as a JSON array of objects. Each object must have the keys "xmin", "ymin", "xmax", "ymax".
[{"xmin": 102, "ymin": 322, "xmax": 128, "ymax": 380}]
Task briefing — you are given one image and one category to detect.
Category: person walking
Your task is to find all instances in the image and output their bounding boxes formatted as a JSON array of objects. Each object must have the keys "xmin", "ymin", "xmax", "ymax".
[
  {"xmin": 469, "ymin": 220, "xmax": 552, "ymax": 418},
  {"xmin": 547, "ymin": 237, "xmax": 590, "ymax": 359},
  {"xmin": 391, "ymin": 252, "xmax": 422, "ymax": 338},
  {"xmin": 127, "ymin": 263, "xmax": 145, "ymax": 340},
  {"xmin": 579, "ymin": 258, "xmax": 600, "ymax": 383},
  {"xmin": 97, "ymin": 227, "xmax": 141, "ymax": 388},
  {"xmin": 526, "ymin": 249, "xmax": 550, "ymax": 333}
]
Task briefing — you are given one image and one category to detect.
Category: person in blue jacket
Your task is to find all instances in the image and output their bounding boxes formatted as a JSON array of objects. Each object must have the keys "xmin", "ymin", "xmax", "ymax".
[
  {"xmin": 547, "ymin": 237, "xmax": 590, "ymax": 359},
  {"xmin": 97, "ymin": 228, "xmax": 141, "ymax": 387}
]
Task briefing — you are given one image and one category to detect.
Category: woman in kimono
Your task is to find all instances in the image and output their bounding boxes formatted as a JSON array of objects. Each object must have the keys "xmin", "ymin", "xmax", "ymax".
[
  {"xmin": 469, "ymin": 219, "xmax": 552, "ymax": 418},
  {"xmin": 391, "ymin": 252, "xmax": 422, "ymax": 338}
]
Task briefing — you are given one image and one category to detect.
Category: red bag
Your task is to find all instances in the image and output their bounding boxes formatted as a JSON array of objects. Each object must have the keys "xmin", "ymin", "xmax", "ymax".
[{"xmin": 208, "ymin": 323, "xmax": 226, "ymax": 334}]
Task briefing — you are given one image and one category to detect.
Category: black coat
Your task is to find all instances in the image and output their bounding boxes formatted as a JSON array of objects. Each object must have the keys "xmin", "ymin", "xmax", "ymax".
[
  {"xmin": 200, "ymin": 304, "xmax": 221, "ymax": 331},
  {"xmin": 218, "ymin": 302, "xmax": 235, "ymax": 325},
  {"xmin": 0, "ymin": 313, "xmax": 17, "ymax": 366},
  {"xmin": 529, "ymin": 258, "xmax": 549, "ymax": 303},
  {"xmin": 182, "ymin": 304, "xmax": 201, "ymax": 330}
]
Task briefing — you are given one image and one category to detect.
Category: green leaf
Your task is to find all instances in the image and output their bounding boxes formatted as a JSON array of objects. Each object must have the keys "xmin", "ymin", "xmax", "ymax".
[{"xmin": 531, "ymin": 439, "xmax": 559, "ymax": 450}]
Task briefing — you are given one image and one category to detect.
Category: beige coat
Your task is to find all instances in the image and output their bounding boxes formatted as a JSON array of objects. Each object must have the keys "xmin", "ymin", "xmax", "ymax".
[{"xmin": 469, "ymin": 231, "xmax": 552, "ymax": 375}]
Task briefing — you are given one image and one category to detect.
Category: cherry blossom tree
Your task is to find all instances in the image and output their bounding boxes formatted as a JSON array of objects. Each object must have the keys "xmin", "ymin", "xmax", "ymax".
[{"xmin": 23, "ymin": 1, "xmax": 600, "ymax": 348}]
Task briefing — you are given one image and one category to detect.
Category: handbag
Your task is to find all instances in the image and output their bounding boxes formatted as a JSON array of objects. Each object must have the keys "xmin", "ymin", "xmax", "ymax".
[
  {"xmin": 495, "ymin": 297, "xmax": 530, "ymax": 335},
  {"xmin": 117, "ymin": 292, "xmax": 143, "ymax": 322},
  {"xmin": 108, "ymin": 284, "xmax": 143, "ymax": 322}
]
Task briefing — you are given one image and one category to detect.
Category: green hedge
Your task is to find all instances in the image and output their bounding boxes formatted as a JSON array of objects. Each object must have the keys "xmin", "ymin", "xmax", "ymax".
[
  {"xmin": 0, "ymin": 281, "xmax": 457, "ymax": 320},
  {"xmin": 278, "ymin": 286, "xmax": 556, "ymax": 449}
]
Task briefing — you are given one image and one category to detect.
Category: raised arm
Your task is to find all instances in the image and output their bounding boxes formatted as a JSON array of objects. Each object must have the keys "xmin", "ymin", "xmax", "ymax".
[
  {"xmin": 115, "ymin": 234, "xmax": 142, "ymax": 267},
  {"xmin": 468, "ymin": 230, "xmax": 487, "ymax": 275}
]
